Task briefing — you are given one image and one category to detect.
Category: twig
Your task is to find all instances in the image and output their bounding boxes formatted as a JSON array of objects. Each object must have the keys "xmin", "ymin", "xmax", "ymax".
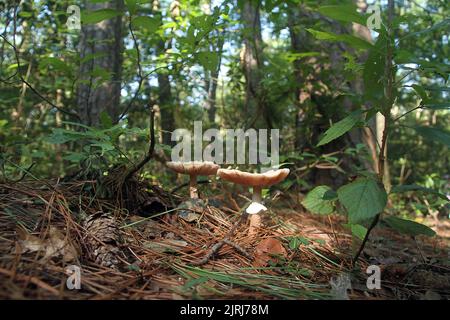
[
  {"xmin": 124, "ymin": 105, "xmax": 156, "ymax": 181},
  {"xmin": 10, "ymin": 162, "xmax": 35, "ymax": 183},
  {"xmin": 223, "ymin": 239, "xmax": 252, "ymax": 260},
  {"xmin": 393, "ymin": 104, "xmax": 423, "ymax": 122},
  {"xmin": 191, "ymin": 213, "xmax": 249, "ymax": 266}
]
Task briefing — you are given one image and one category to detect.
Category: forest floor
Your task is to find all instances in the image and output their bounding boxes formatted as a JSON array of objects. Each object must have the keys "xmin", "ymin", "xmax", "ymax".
[{"xmin": 0, "ymin": 180, "xmax": 449, "ymax": 300}]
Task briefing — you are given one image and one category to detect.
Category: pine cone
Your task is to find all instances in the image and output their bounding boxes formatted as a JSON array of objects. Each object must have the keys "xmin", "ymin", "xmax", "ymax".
[{"xmin": 83, "ymin": 212, "xmax": 121, "ymax": 268}]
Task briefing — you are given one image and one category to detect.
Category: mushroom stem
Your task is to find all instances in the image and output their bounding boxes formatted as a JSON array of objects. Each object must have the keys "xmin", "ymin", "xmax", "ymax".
[
  {"xmin": 189, "ymin": 174, "xmax": 199, "ymax": 199},
  {"xmin": 249, "ymin": 186, "xmax": 262, "ymax": 237}
]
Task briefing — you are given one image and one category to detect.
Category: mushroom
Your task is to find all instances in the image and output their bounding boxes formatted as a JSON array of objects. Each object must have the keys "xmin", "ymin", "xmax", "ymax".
[
  {"xmin": 217, "ymin": 168, "xmax": 290, "ymax": 237},
  {"xmin": 166, "ymin": 161, "xmax": 219, "ymax": 199}
]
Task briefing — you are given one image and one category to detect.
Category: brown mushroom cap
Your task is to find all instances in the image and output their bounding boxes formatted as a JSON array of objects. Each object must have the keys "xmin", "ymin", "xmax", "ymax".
[
  {"xmin": 166, "ymin": 161, "xmax": 220, "ymax": 176},
  {"xmin": 217, "ymin": 168, "xmax": 290, "ymax": 187}
]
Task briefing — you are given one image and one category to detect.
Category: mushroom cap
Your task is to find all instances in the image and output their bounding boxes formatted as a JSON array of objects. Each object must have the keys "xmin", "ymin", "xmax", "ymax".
[
  {"xmin": 217, "ymin": 168, "xmax": 290, "ymax": 187},
  {"xmin": 166, "ymin": 161, "xmax": 219, "ymax": 176}
]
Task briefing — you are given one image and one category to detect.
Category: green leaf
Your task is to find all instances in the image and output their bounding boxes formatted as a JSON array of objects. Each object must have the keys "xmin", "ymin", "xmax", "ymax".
[
  {"xmin": 63, "ymin": 152, "xmax": 87, "ymax": 163},
  {"xmin": 90, "ymin": 141, "xmax": 115, "ymax": 155},
  {"xmin": 400, "ymin": 18, "xmax": 450, "ymax": 42},
  {"xmin": 317, "ymin": 111, "xmax": 363, "ymax": 147},
  {"xmin": 132, "ymin": 16, "xmax": 160, "ymax": 32},
  {"xmin": 183, "ymin": 276, "xmax": 209, "ymax": 290},
  {"xmin": 337, "ymin": 178, "xmax": 387, "ymax": 223},
  {"xmin": 40, "ymin": 57, "xmax": 71, "ymax": 74},
  {"xmin": 412, "ymin": 84, "xmax": 429, "ymax": 103},
  {"xmin": 302, "ymin": 186, "xmax": 337, "ymax": 215},
  {"xmin": 288, "ymin": 237, "xmax": 310, "ymax": 250},
  {"xmin": 306, "ymin": 29, "xmax": 373, "ymax": 50},
  {"xmin": 390, "ymin": 184, "xmax": 449, "ymax": 201},
  {"xmin": 289, "ymin": 237, "xmax": 300, "ymax": 250},
  {"xmin": 82, "ymin": 9, "xmax": 121, "ymax": 25},
  {"xmin": 100, "ymin": 111, "xmax": 113, "ymax": 129},
  {"xmin": 125, "ymin": 0, "xmax": 137, "ymax": 14},
  {"xmin": 422, "ymin": 102, "xmax": 450, "ymax": 110},
  {"xmin": 196, "ymin": 51, "xmax": 219, "ymax": 72},
  {"xmin": 317, "ymin": 5, "xmax": 368, "ymax": 26},
  {"xmin": 90, "ymin": 66, "xmax": 111, "ymax": 80},
  {"xmin": 18, "ymin": 11, "xmax": 33, "ymax": 18},
  {"xmin": 351, "ymin": 224, "xmax": 367, "ymax": 240},
  {"xmin": 46, "ymin": 130, "xmax": 84, "ymax": 144},
  {"xmin": 413, "ymin": 126, "xmax": 450, "ymax": 147},
  {"xmin": 80, "ymin": 52, "xmax": 107, "ymax": 64},
  {"xmin": 384, "ymin": 216, "xmax": 436, "ymax": 237},
  {"xmin": 363, "ymin": 33, "xmax": 386, "ymax": 104},
  {"xmin": 344, "ymin": 223, "xmax": 367, "ymax": 240}
]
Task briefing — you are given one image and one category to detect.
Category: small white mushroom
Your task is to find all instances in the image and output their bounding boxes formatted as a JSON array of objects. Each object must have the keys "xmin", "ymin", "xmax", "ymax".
[{"xmin": 217, "ymin": 168, "xmax": 290, "ymax": 237}]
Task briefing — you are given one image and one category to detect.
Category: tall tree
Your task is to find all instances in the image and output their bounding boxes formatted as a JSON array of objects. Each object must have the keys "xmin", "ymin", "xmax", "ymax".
[
  {"xmin": 240, "ymin": 0, "xmax": 270, "ymax": 128},
  {"xmin": 205, "ymin": 32, "xmax": 224, "ymax": 124},
  {"xmin": 155, "ymin": 0, "xmax": 175, "ymax": 146},
  {"xmin": 287, "ymin": 4, "xmax": 312, "ymax": 150},
  {"xmin": 77, "ymin": 0, "xmax": 124, "ymax": 126}
]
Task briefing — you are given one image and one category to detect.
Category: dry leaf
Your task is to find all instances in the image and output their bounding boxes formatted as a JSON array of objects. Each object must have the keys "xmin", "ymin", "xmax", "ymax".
[
  {"xmin": 253, "ymin": 237, "xmax": 287, "ymax": 267},
  {"xmin": 17, "ymin": 226, "xmax": 78, "ymax": 262}
]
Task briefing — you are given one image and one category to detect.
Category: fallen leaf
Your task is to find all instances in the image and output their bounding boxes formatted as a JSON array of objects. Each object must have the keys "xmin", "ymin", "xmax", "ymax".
[
  {"xmin": 17, "ymin": 226, "xmax": 78, "ymax": 262},
  {"xmin": 253, "ymin": 238, "xmax": 287, "ymax": 267}
]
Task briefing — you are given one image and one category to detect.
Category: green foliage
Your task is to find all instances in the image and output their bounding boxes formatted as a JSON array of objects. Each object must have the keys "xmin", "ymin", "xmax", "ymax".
[
  {"xmin": 316, "ymin": 5, "xmax": 368, "ymax": 26},
  {"xmin": 343, "ymin": 223, "xmax": 367, "ymax": 240},
  {"xmin": 306, "ymin": 29, "xmax": 373, "ymax": 50},
  {"xmin": 132, "ymin": 16, "xmax": 160, "ymax": 32},
  {"xmin": 301, "ymin": 186, "xmax": 337, "ymax": 214},
  {"xmin": 384, "ymin": 216, "xmax": 436, "ymax": 237},
  {"xmin": 196, "ymin": 51, "xmax": 219, "ymax": 72},
  {"xmin": 317, "ymin": 111, "xmax": 363, "ymax": 147},
  {"xmin": 337, "ymin": 178, "xmax": 387, "ymax": 224},
  {"xmin": 46, "ymin": 121, "xmax": 147, "ymax": 168},
  {"xmin": 0, "ymin": 0, "xmax": 447, "ymax": 244},
  {"xmin": 82, "ymin": 9, "xmax": 122, "ymax": 24},
  {"xmin": 288, "ymin": 236, "xmax": 311, "ymax": 250},
  {"xmin": 391, "ymin": 184, "xmax": 448, "ymax": 201},
  {"xmin": 413, "ymin": 126, "xmax": 450, "ymax": 147}
]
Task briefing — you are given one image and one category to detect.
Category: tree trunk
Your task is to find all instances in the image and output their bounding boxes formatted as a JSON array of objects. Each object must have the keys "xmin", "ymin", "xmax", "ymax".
[
  {"xmin": 77, "ymin": 0, "xmax": 124, "ymax": 126},
  {"xmin": 154, "ymin": 0, "xmax": 175, "ymax": 146},
  {"xmin": 287, "ymin": 6, "xmax": 310, "ymax": 150},
  {"xmin": 240, "ymin": 0, "xmax": 270, "ymax": 128},
  {"xmin": 205, "ymin": 34, "xmax": 224, "ymax": 124}
]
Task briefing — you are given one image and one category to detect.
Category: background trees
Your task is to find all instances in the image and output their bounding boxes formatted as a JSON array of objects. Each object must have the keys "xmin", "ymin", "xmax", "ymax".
[{"xmin": 0, "ymin": 0, "xmax": 448, "ymax": 221}]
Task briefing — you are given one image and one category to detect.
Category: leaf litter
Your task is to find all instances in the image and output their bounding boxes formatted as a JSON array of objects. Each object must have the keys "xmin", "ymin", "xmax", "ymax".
[{"xmin": 0, "ymin": 180, "xmax": 448, "ymax": 299}]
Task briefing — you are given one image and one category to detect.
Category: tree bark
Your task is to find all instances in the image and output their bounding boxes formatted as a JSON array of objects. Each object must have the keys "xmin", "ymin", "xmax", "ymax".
[
  {"xmin": 205, "ymin": 34, "xmax": 224, "ymax": 124},
  {"xmin": 154, "ymin": 0, "xmax": 175, "ymax": 146},
  {"xmin": 240, "ymin": 0, "xmax": 270, "ymax": 128},
  {"xmin": 287, "ymin": 5, "xmax": 310, "ymax": 150},
  {"xmin": 77, "ymin": 0, "xmax": 124, "ymax": 126}
]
